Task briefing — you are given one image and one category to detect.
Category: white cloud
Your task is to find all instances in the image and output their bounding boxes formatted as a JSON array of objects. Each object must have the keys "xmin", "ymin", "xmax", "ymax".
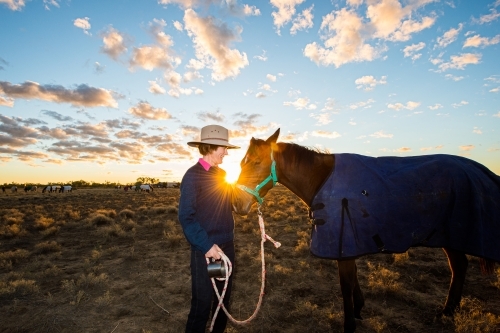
[
  {"xmin": 0, "ymin": 81, "xmax": 118, "ymax": 108},
  {"xmin": 0, "ymin": 0, "xmax": 26, "ymax": 11},
  {"xmin": 148, "ymin": 80, "xmax": 166, "ymax": 95},
  {"xmin": 428, "ymin": 103, "xmax": 443, "ymax": 110},
  {"xmin": 266, "ymin": 74, "xmax": 277, "ymax": 82},
  {"xmin": 173, "ymin": 20, "xmax": 183, "ymax": 31},
  {"xmin": 472, "ymin": 127, "xmax": 482, "ymax": 134},
  {"xmin": 387, "ymin": 101, "xmax": 421, "ymax": 111},
  {"xmin": 254, "ymin": 51, "xmax": 268, "ymax": 61},
  {"xmin": 493, "ymin": 111, "xmax": 500, "ymax": 118},
  {"xmin": 490, "ymin": 87, "xmax": 500, "ymax": 93},
  {"xmin": 459, "ymin": 144, "xmax": 475, "ymax": 151},
  {"xmin": 129, "ymin": 102, "xmax": 173, "ymax": 120},
  {"xmin": 242, "ymin": 4, "xmax": 261, "ymax": 16},
  {"xmin": 438, "ymin": 53, "xmax": 482, "ymax": 71},
  {"xmin": 101, "ymin": 27, "xmax": 127, "ymax": 61},
  {"xmin": 349, "ymin": 98, "xmax": 375, "ymax": 109},
  {"xmin": 436, "ymin": 24, "xmax": 463, "ymax": 48},
  {"xmin": 403, "ymin": 42, "xmax": 425, "ymax": 60},
  {"xmin": 283, "ymin": 97, "xmax": 316, "ymax": 110},
  {"xmin": 270, "ymin": 0, "xmax": 305, "ymax": 34},
  {"xmin": 256, "ymin": 92, "xmax": 266, "ymax": 98},
  {"xmin": 129, "ymin": 45, "xmax": 180, "ymax": 71},
  {"xmin": 43, "ymin": 0, "xmax": 59, "ymax": 10},
  {"xmin": 290, "ymin": 5, "xmax": 314, "ymax": 35},
  {"xmin": 312, "ymin": 130, "xmax": 341, "ymax": 139},
  {"xmin": 74, "ymin": 17, "xmax": 91, "ymax": 35},
  {"xmin": 474, "ymin": 9, "xmax": 500, "ymax": 24},
  {"xmin": 463, "ymin": 34, "xmax": 500, "ymax": 48},
  {"xmin": 367, "ymin": 0, "xmax": 436, "ymax": 42},
  {"xmin": 395, "ymin": 147, "xmax": 411, "ymax": 153},
  {"xmin": 445, "ymin": 74, "xmax": 464, "ymax": 81},
  {"xmin": 183, "ymin": 9, "xmax": 249, "ymax": 81},
  {"xmin": 355, "ymin": 75, "xmax": 387, "ymax": 91},
  {"xmin": 370, "ymin": 130, "xmax": 393, "ymax": 138},
  {"xmin": 304, "ymin": 8, "xmax": 378, "ymax": 68},
  {"xmin": 452, "ymin": 100, "xmax": 468, "ymax": 108},
  {"xmin": 309, "ymin": 112, "xmax": 332, "ymax": 125},
  {"xmin": 0, "ymin": 96, "xmax": 14, "ymax": 107}
]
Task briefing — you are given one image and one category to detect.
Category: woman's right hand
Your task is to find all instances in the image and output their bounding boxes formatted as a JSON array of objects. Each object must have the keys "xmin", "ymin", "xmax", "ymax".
[{"xmin": 205, "ymin": 244, "xmax": 223, "ymax": 260}]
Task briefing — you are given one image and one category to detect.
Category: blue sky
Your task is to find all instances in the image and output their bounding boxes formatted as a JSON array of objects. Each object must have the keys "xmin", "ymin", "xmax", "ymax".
[{"xmin": 1, "ymin": 0, "xmax": 499, "ymax": 184}]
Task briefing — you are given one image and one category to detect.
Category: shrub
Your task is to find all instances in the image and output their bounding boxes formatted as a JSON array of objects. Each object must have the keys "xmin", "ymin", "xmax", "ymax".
[
  {"xmin": 89, "ymin": 214, "xmax": 114, "ymax": 226},
  {"xmin": 35, "ymin": 241, "xmax": 62, "ymax": 254},
  {"xmin": 95, "ymin": 209, "xmax": 117, "ymax": 218},
  {"xmin": 0, "ymin": 279, "xmax": 39, "ymax": 296},
  {"xmin": 118, "ymin": 209, "xmax": 135, "ymax": 219}
]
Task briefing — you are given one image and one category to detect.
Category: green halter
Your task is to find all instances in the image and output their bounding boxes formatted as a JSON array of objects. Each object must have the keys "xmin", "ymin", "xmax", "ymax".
[{"xmin": 236, "ymin": 151, "xmax": 278, "ymax": 205}]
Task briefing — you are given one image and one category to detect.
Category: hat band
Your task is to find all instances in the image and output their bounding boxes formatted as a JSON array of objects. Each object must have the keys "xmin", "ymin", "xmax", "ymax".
[{"xmin": 201, "ymin": 137, "xmax": 228, "ymax": 142}]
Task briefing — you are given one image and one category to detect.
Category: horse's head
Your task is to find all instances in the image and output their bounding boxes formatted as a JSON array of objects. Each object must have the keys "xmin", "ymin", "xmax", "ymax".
[{"xmin": 233, "ymin": 128, "xmax": 280, "ymax": 215}]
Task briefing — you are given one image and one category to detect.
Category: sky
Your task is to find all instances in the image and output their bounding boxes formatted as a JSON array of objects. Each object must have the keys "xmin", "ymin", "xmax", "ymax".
[{"xmin": 1, "ymin": 0, "xmax": 500, "ymax": 185}]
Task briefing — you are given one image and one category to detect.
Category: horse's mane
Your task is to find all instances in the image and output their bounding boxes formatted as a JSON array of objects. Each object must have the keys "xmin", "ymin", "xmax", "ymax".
[{"xmin": 277, "ymin": 142, "xmax": 331, "ymax": 169}]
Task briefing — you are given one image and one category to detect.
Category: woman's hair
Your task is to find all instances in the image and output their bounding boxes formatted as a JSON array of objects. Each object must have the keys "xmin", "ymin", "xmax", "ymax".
[{"xmin": 198, "ymin": 144, "xmax": 220, "ymax": 155}]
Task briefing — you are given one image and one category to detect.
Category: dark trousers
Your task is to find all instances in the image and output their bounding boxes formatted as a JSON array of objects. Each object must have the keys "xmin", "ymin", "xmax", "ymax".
[{"xmin": 186, "ymin": 241, "xmax": 235, "ymax": 333}]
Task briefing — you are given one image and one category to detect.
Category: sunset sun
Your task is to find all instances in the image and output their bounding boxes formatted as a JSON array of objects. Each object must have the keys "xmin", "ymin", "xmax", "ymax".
[{"xmin": 224, "ymin": 164, "xmax": 241, "ymax": 184}]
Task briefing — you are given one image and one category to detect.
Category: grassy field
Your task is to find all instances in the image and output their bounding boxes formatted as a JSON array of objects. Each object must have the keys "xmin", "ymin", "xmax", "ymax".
[{"xmin": 1, "ymin": 186, "xmax": 499, "ymax": 333}]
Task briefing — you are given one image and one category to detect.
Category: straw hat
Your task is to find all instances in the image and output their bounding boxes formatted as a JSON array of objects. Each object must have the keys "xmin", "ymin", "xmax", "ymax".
[{"xmin": 187, "ymin": 125, "xmax": 240, "ymax": 149}]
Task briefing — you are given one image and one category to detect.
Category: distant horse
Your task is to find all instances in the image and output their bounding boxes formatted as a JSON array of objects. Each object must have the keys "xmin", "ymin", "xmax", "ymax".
[
  {"xmin": 232, "ymin": 129, "xmax": 500, "ymax": 333},
  {"xmin": 24, "ymin": 185, "xmax": 37, "ymax": 192},
  {"xmin": 42, "ymin": 185, "xmax": 60, "ymax": 193},
  {"xmin": 60, "ymin": 185, "xmax": 72, "ymax": 193},
  {"xmin": 140, "ymin": 184, "xmax": 153, "ymax": 192},
  {"xmin": 11, "ymin": 186, "xmax": 17, "ymax": 193}
]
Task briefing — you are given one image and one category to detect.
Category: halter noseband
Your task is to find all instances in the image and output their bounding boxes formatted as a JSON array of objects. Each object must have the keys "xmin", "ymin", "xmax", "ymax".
[{"xmin": 236, "ymin": 151, "xmax": 278, "ymax": 205}]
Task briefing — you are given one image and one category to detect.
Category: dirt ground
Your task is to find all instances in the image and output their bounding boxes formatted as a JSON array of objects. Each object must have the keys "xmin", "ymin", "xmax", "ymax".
[{"xmin": 0, "ymin": 187, "xmax": 499, "ymax": 333}]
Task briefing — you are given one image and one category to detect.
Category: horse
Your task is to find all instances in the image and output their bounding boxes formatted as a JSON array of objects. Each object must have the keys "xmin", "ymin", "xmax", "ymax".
[
  {"xmin": 60, "ymin": 185, "xmax": 72, "ymax": 193},
  {"xmin": 24, "ymin": 185, "xmax": 37, "ymax": 192},
  {"xmin": 11, "ymin": 186, "xmax": 17, "ymax": 193},
  {"xmin": 140, "ymin": 184, "xmax": 153, "ymax": 192},
  {"xmin": 232, "ymin": 128, "xmax": 500, "ymax": 333}
]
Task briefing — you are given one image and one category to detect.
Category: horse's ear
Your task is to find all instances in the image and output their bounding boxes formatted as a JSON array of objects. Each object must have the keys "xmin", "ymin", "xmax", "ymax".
[{"xmin": 266, "ymin": 128, "xmax": 280, "ymax": 145}]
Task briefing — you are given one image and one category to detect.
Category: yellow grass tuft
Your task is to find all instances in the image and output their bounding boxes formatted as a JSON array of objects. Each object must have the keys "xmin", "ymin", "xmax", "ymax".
[
  {"xmin": 0, "ymin": 279, "xmax": 39, "ymax": 296},
  {"xmin": 393, "ymin": 251, "xmax": 410, "ymax": 265},
  {"xmin": 367, "ymin": 262, "xmax": 402, "ymax": 294},
  {"xmin": 34, "ymin": 216, "xmax": 55, "ymax": 230},
  {"xmin": 454, "ymin": 297, "xmax": 500, "ymax": 333}
]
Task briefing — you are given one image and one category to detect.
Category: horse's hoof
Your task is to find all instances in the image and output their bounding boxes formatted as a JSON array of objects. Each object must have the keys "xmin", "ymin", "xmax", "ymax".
[{"xmin": 354, "ymin": 314, "xmax": 363, "ymax": 320}]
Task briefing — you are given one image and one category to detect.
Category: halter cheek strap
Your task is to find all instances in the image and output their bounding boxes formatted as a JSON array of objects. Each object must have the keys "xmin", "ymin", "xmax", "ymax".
[{"xmin": 236, "ymin": 151, "xmax": 278, "ymax": 205}]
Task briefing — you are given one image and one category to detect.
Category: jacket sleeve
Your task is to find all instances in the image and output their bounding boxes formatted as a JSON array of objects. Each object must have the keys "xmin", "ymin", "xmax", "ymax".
[{"xmin": 178, "ymin": 170, "xmax": 213, "ymax": 254}]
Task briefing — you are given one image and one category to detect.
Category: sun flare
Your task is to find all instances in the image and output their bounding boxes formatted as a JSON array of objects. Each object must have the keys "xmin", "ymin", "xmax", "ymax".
[{"xmin": 224, "ymin": 164, "xmax": 241, "ymax": 184}]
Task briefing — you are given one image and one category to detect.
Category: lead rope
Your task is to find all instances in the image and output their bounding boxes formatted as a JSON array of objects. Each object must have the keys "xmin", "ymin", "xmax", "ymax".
[{"xmin": 206, "ymin": 206, "xmax": 281, "ymax": 332}]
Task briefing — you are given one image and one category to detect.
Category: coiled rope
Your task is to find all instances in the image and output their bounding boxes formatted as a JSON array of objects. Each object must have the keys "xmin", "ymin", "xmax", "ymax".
[{"xmin": 206, "ymin": 209, "xmax": 281, "ymax": 332}]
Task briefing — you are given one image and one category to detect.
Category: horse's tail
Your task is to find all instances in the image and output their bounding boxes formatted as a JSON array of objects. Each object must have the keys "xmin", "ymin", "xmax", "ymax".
[{"xmin": 479, "ymin": 258, "xmax": 496, "ymax": 275}]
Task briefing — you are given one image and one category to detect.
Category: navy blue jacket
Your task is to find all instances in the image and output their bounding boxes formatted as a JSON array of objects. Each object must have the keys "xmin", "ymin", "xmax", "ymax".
[{"xmin": 178, "ymin": 162, "xmax": 235, "ymax": 253}]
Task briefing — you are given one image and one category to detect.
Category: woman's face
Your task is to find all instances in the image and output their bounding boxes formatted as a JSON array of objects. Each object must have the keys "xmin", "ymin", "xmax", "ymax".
[{"xmin": 207, "ymin": 146, "xmax": 228, "ymax": 166}]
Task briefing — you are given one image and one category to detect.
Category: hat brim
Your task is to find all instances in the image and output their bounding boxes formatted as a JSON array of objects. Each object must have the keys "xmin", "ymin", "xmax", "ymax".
[{"xmin": 187, "ymin": 139, "xmax": 240, "ymax": 149}]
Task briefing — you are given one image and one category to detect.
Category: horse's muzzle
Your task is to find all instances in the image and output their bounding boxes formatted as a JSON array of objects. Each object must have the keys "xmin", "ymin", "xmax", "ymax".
[{"xmin": 232, "ymin": 186, "xmax": 254, "ymax": 215}]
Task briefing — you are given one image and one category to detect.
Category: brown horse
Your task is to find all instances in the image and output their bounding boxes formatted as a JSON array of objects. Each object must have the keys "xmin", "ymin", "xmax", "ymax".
[{"xmin": 232, "ymin": 128, "xmax": 500, "ymax": 333}]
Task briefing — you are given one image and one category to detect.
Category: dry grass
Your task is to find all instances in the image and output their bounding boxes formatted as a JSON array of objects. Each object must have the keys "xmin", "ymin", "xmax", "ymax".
[
  {"xmin": 454, "ymin": 297, "xmax": 500, "ymax": 332},
  {"xmin": 0, "ymin": 187, "xmax": 499, "ymax": 332}
]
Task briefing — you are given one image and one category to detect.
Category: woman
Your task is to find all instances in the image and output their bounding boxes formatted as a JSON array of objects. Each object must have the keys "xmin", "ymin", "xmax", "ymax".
[{"xmin": 178, "ymin": 124, "xmax": 240, "ymax": 332}]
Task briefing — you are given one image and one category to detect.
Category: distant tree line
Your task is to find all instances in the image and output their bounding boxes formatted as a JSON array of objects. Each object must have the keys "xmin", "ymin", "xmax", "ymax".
[{"xmin": 2, "ymin": 177, "xmax": 165, "ymax": 189}]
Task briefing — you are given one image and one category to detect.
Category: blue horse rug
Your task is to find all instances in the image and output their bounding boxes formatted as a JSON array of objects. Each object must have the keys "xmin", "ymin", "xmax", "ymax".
[{"xmin": 310, "ymin": 153, "xmax": 500, "ymax": 261}]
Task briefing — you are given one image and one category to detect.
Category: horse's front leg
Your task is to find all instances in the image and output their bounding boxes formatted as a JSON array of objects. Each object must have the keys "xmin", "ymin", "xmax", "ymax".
[{"xmin": 338, "ymin": 259, "xmax": 364, "ymax": 333}]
